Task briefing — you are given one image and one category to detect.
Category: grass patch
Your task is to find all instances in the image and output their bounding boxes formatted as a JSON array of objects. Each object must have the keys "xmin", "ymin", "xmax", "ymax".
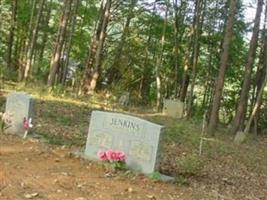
[
  {"xmin": 175, "ymin": 175, "xmax": 190, "ymax": 186},
  {"xmin": 148, "ymin": 171, "xmax": 162, "ymax": 182},
  {"xmin": 56, "ymin": 116, "xmax": 72, "ymax": 126},
  {"xmin": 39, "ymin": 132, "xmax": 85, "ymax": 146}
]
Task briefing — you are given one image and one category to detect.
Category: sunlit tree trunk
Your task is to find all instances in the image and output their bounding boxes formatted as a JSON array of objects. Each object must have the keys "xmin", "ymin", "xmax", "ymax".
[
  {"xmin": 244, "ymin": 70, "xmax": 267, "ymax": 134},
  {"xmin": 246, "ymin": 4, "xmax": 267, "ymax": 134},
  {"xmin": 187, "ymin": 0, "xmax": 203, "ymax": 118},
  {"xmin": 37, "ymin": 0, "xmax": 52, "ymax": 74},
  {"xmin": 207, "ymin": 0, "xmax": 237, "ymax": 135},
  {"xmin": 23, "ymin": 0, "xmax": 45, "ymax": 81},
  {"xmin": 155, "ymin": 0, "xmax": 169, "ymax": 111},
  {"xmin": 231, "ymin": 0, "xmax": 263, "ymax": 135},
  {"xmin": 18, "ymin": 0, "xmax": 38, "ymax": 81},
  {"xmin": 83, "ymin": 0, "xmax": 111, "ymax": 93},
  {"xmin": 47, "ymin": 0, "xmax": 73, "ymax": 86},
  {"xmin": 61, "ymin": 0, "xmax": 80, "ymax": 84},
  {"xmin": 177, "ymin": 0, "xmax": 189, "ymax": 101}
]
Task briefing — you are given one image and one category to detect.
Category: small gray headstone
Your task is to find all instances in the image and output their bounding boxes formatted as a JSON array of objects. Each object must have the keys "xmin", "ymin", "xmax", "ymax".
[
  {"xmin": 85, "ymin": 111, "xmax": 164, "ymax": 174},
  {"xmin": 5, "ymin": 92, "xmax": 34, "ymax": 135},
  {"xmin": 118, "ymin": 92, "xmax": 130, "ymax": 106},
  {"xmin": 163, "ymin": 99, "xmax": 184, "ymax": 118}
]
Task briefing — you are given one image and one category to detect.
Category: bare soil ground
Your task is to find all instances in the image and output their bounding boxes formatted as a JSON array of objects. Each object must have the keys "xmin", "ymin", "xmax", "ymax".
[{"xmin": 0, "ymin": 134, "xmax": 195, "ymax": 200}]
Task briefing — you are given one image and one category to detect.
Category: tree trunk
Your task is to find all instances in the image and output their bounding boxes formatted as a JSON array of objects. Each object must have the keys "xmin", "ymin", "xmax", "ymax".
[
  {"xmin": 244, "ymin": 69, "xmax": 267, "ymax": 134},
  {"xmin": 173, "ymin": 0, "xmax": 180, "ymax": 97},
  {"xmin": 47, "ymin": 0, "xmax": 73, "ymax": 86},
  {"xmin": 247, "ymin": 4, "xmax": 267, "ymax": 134},
  {"xmin": 207, "ymin": 0, "xmax": 237, "ymax": 135},
  {"xmin": 107, "ymin": 0, "xmax": 137, "ymax": 86},
  {"xmin": 18, "ymin": 0, "xmax": 37, "ymax": 81},
  {"xmin": 176, "ymin": 0, "xmax": 189, "ymax": 101},
  {"xmin": 139, "ymin": 1, "xmax": 157, "ymax": 103},
  {"xmin": 231, "ymin": 0, "xmax": 263, "ymax": 135},
  {"xmin": 83, "ymin": 0, "xmax": 111, "ymax": 93},
  {"xmin": 186, "ymin": 0, "xmax": 203, "ymax": 118},
  {"xmin": 23, "ymin": 0, "xmax": 45, "ymax": 81},
  {"xmin": 155, "ymin": 0, "xmax": 169, "ymax": 111},
  {"xmin": 37, "ymin": 0, "xmax": 52, "ymax": 74},
  {"xmin": 61, "ymin": 0, "xmax": 80, "ymax": 84},
  {"xmin": 6, "ymin": 0, "xmax": 17, "ymax": 69}
]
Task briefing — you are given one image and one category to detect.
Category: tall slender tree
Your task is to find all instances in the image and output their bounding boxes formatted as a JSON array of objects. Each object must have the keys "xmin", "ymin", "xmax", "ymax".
[
  {"xmin": 61, "ymin": 0, "xmax": 80, "ymax": 84},
  {"xmin": 47, "ymin": 0, "xmax": 73, "ymax": 86},
  {"xmin": 23, "ymin": 0, "xmax": 46, "ymax": 81},
  {"xmin": 187, "ymin": 0, "xmax": 203, "ymax": 117},
  {"xmin": 37, "ymin": 0, "xmax": 52, "ymax": 72},
  {"xmin": 231, "ymin": 0, "xmax": 264, "ymax": 135},
  {"xmin": 155, "ymin": 0, "xmax": 169, "ymax": 111},
  {"xmin": 83, "ymin": 0, "xmax": 112, "ymax": 93},
  {"xmin": 246, "ymin": 3, "xmax": 267, "ymax": 134},
  {"xmin": 207, "ymin": 0, "xmax": 237, "ymax": 135},
  {"xmin": 6, "ymin": 0, "xmax": 17, "ymax": 69},
  {"xmin": 107, "ymin": 0, "xmax": 138, "ymax": 86}
]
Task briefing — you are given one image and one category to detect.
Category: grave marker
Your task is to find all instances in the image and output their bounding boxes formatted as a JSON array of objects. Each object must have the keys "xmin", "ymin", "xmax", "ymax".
[
  {"xmin": 5, "ymin": 92, "xmax": 34, "ymax": 135},
  {"xmin": 163, "ymin": 99, "xmax": 184, "ymax": 118},
  {"xmin": 85, "ymin": 111, "xmax": 164, "ymax": 174}
]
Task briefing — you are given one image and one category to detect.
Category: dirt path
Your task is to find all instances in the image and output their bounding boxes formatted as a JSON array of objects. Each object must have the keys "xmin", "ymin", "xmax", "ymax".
[{"xmin": 0, "ymin": 134, "xmax": 196, "ymax": 200}]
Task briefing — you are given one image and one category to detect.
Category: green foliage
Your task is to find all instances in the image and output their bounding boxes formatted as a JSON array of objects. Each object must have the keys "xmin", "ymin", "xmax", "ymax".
[
  {"xmin": 1, "ymin": 0, "xmax": 265, "ymax": 128},
  {"xmin": 175, "ymin": 175, "xmax": 189, "ymax": 186},
  {"xmin": 110, "ymin": 161, "xmax": 128, "ymax": 171},
  {"xmin": 50, "ymin": 84, "xmax": 66, "ymax": 97},
  {"xmin": 148, "ymin": 171, "xmax": 162, "ymax": 182},
  {"xmin": 164, "ymin": 120, "xmax": 201, "ymax": 147},
  {"xmin": 57, "ymin": 115, "xmax": 72, "ymax": 126}
]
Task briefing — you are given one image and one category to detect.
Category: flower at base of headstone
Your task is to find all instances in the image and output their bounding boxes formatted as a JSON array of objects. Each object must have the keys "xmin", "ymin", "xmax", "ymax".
[
  {"xmin": 23, "ymin": 117, "xmax": 33, "ymax": 139},
  {"xmin": 97, "ymin": 149, "xmax": 127, "ymax": 170},
  {"xmin": 97, "ymin": 150, "xmax": 109, "ymax": 161},
  {"xmin": 116, "ymin": 151, "xmax": 126, "ymax": 162},
  {"xmin": 23, "ymin": 117, "xmax": 33, "ymax": 130}
]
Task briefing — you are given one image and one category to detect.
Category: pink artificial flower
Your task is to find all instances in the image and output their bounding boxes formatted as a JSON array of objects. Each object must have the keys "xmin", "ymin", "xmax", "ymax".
[
  {"xmin": 117, "ymin": 151, "xmax": 126, "ymax": 162},
  {"xmin": 98, "ymin": 149, "xmax": 126, "ymax": 162},
  {"xmin": 112, "ymin": 151, "xmax": 119, "ymax": 161},
  {"xmin": 97, "ymin": 150, "xmax": 108, "ymax": 161},
  {"xmin": 105, "ymin": 149, "xmax": 113, "ymax": 161},
  {"xmin": 23, "ymin": 117, "xmax": 33, "ymax": 130},
  {"xmin": 23, "ymin": 118, "xmax": 29, "ymax": 129}
]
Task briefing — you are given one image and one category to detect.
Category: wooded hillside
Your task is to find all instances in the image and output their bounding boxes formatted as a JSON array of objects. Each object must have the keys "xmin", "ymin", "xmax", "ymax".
[{"xmin": 0, "ymin": 0, "xmax": 266, "ymax": 136}]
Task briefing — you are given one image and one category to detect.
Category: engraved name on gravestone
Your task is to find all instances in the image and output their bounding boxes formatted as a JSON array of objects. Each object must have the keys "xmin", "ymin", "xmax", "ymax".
[
  {"xmin": 85, "ymin": 111, "xmax": 164, "ymax": 174},
  {"xmin": 5, "ymin": 92, "xmax": 34, "ymax": 135}
]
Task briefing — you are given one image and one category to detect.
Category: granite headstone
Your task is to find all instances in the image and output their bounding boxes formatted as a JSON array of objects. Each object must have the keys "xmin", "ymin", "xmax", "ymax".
[
  {"xmin": 5, "ymin": 92, "xmax": 34, "ymax": 135},
  {"xmin": 163, "ymin": 99, "xmax": 184, "ymax": 118},
  {"xmin": 85, "ymin": 111, "xmax": 164, "ymax": 174}
]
